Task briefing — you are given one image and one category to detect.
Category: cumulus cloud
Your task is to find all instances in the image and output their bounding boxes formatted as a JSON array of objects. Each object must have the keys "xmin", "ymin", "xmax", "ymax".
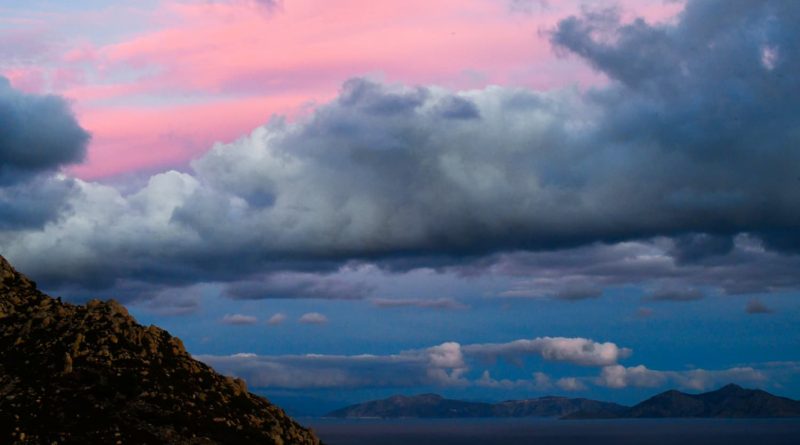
[
  {"xmin": 199, "ymin": 336, "xmax": 625, "ymax": 389},
  {"xmin": 0, "ymin": 78, "xmax": 87, "ymax": 230},
  {"xmin": 221, "ymin": 313, "xmax": 259, "ymax": 325},
  {"xmin": 556, "ymin": 377, "xmax": 587, "ymax": 391},
  {"xmin": 266, "ymin": 312, "xmax": 287, "ymax": 325},
  {"xmin": 597, "ymin": 364, "xmax": 767, "ymax": 391},
  {"xmin": 370, "ymin": 297, "xmax": 468, "ymax": 310},
  {"xmin": 298, "ymin": 312, "xmax": 328, "ymax": 324},
  {"xmin": 463, "ymin": 337, "xmax": 631, "ymax": 367},
  {"xmin": 0, "ymin": 77, "xmax": 89, "ymax": 184},
  {"xmin": 197, "ymin": 341, "xmax": 468, "ymax": 389},
  {"xmin": 2, "ymin": 0, "xmax": 800, "ymax": 299},
  {"xmin": 199, "ymin": 336, "xmax": 788, "ymax": 391}
]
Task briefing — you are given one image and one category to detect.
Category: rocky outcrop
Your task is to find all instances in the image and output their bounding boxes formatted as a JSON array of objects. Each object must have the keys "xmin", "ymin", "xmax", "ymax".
[{"xmin": 0, "ymin": 255, "xmax": 321, "ymax": 444}]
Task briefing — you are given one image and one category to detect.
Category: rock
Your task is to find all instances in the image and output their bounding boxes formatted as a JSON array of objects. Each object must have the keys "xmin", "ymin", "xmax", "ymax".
[{"xmin": 0, "ymin": 255, "xmax": 321, "ymax": 445}]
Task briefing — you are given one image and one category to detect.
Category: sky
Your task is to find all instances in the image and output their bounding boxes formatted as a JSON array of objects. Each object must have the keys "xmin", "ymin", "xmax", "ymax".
[{"xmin": 1, "ymin": 0, "xmax": 799, "ymax": 416}]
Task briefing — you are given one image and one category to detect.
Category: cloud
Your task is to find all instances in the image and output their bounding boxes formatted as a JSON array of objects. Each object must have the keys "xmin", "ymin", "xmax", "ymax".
[
  {"xmin": 370, "ymin": 297, "xmax": 468, "ymax": 310},
  {"xmin": 197, "ymin": 341, "xmax": 468, "ymax": 389},
  {"xmin": 198, "ymin": 336, "xmax": 626, "ymax": 389},
  {"xmin": 0, "ymin": 76, "xmax": 89, "ymax": 184},
  {"xmin": 507, "ymin": 0, "xmax": 548, "ymax": 14},
  {"xmin": 266, "ymin": 312, "xmax": 287, "ymax": 325},
  {"xmin": 0, "ymin": 78, "xmax": 87, "ymax": 230},
  {"xmin": 462, "ymin": 337, "xmax": 631, "ymax": 367},
  {"xmin": 669, "ymin": 233, "xmax": 735, "ymax": 265},
  {"xmin": 135, "ymin": 286, "xmax": 202, "ymax": 316},
  {"xmin": 646, "ymin": 287, "xmax": 704, "ymax": 302},
  {"xmin": 597, "ymin": 364, "xmax": 666, "ymax": 389},
  {"xmin": 298, "ymin": 312, "xmax": 328, "ymax": 324},
  {"xmin": 221, "ymin": 313, "xmax": 259, "ymax": 325},
  {"xmin": 556, "ymin": 377, "xmax": 587, "ymax": 392},
  {"xmin": 745, "ymin": 299, "xmax": 773, "ymax": 315},
  {"xmin": 198, "ymin": 336, "xmax": 788, "ymax": 391},
  {"xmin": 500, "ymin": 278, "xmax": 603, "ymax": 301},
  {"xmin": 597, "ymin": 364, "xmax": 767, "ymax": 391},
  {"xmin": 224, "ymin": 272, "xmax": 372, "ymax": 300},
  {"xmin": 2, "ymin": 0, "xmax": 800, "ymax": 298},
  {"xmin": 484, "ymin": 235, "xmax": 800, "ymax": 302}
]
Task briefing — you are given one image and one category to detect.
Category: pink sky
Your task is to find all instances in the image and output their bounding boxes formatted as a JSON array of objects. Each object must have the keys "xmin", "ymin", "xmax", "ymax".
[{"xmin": 1, "ymin": 0, "xmax": 683, "ymax": 179}]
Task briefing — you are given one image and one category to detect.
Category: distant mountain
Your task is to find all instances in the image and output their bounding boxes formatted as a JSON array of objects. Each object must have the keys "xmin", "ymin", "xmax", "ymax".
[
  {"xmin": 327, "ymin": 394, "xmax": 494, "ymax": 418},
  {"xmin": 493, "ymin": 396, "xmax": 627, "ymax": 418},
  {"xmin": 326, "ymin": 393, "xmax": 626, "ymax": 419},
  {"xmin": 0, "ymin": 255, "xmax": 320, "ymax": 444},
  {"xmin": 566, "ymin": 384, "xmax": 800, "ymax": 419}
]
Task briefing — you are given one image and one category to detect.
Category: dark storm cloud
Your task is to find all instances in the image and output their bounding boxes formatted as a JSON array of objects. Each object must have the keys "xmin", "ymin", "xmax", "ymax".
[
  {"xmin": 669, "ymin": 233, "xmax": 735, "ymax": 264},
  {"xmin": 0, "ymin": 76, "xmax": 89, "ymax": 184},
  {"xmin": 2, "ymin": 0, "xmax": 800, "ymax": 298},
  {"xmin": 0, "ymin": 78, "xmax": 86, "ymax": 229}
]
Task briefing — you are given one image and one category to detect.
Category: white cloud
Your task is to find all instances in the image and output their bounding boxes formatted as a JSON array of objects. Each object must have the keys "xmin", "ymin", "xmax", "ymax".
[
  {"xmin": 596, "ymin": 364, "xmax": 767, "ymax": 391},
  {"xmin": 463, "ymin": 337, "xmax": 631, "ymax": 367},
  {"xmin": 221, "ymin": 313, "xmax": 258, "ymax": 325},
  {"xmin": 266, "ymin": 312, "xmax": 287, "ymax": 325},
  {"xmin": 298, "ymin": 312, "xmax": 328, "ymax": 324},
  {"xmin": 199, "ymin": 336, "xmax": 628, "ymax": 389},
  {"xmin": 198, "ymin": 335, "xmax": 786, "ymax": 392},
  {"xmin": 556, "ymin": 377, "xmax": 587, "ymax": 392}
]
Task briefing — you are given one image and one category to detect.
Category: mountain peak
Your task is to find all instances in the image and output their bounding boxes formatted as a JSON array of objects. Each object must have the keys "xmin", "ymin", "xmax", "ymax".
[
  {"xmin": 0, "ymin": 255, "xmax": 35, "ymax": 291},
  {"xmin": 717, "ymin": 383, "xmax": 744, "ymax": 392}
]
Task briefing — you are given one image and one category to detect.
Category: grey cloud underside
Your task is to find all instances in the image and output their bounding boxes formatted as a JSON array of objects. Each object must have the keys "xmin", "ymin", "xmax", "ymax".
[
  {"xmin": 2, "ymin": 0, "xmax": 800, "ymax": 296},
  {"xmin": 223, "ymin": 272, "xmax": 373, "ymax": 300},
  {"xmin": 485, "ymin": 235, "xmax": 800, "ymax": 299}
]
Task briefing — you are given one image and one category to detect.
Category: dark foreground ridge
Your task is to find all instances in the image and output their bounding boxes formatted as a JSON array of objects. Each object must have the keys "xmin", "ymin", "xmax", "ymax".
[
  {"xmin": 0, "ymin": 256, "xmax": 320, "ymax": 444},
  {"xmin": 326, "ymin": 393, "xmax": 627, "ymax": 419}
]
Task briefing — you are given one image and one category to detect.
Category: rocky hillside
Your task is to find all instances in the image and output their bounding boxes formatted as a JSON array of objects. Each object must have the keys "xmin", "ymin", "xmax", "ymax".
[{"xmin": 0, "ymin": 255, "xmax": 320, "ymax": 444}]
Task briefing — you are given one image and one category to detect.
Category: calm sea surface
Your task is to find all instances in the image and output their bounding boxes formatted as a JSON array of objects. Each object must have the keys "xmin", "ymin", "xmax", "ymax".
[{"xmin": 305, "ymin": 418, "xmax": 800, "ymax": 445}]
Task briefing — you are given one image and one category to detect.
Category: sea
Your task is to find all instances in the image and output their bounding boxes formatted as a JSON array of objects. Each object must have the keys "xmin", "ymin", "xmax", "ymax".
[{"xmin": 305, "ymin": 418, "xmax": 800, "ymax": 445}]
